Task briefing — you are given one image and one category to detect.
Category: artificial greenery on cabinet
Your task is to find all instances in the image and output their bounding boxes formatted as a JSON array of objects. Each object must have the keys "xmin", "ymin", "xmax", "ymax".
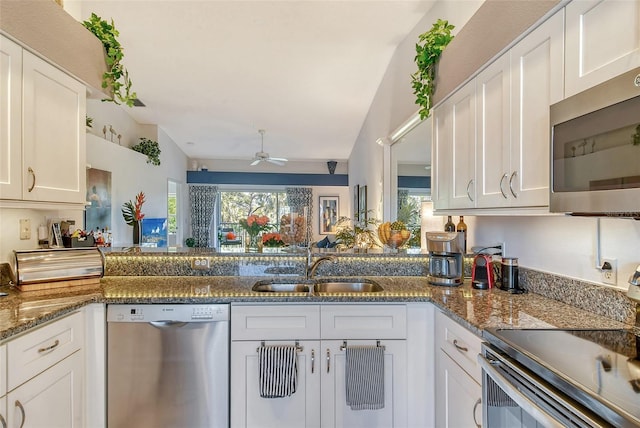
[
  {"xmin": 411, "ymin": 19, "xmax": 455, "ymax": 120},
  {"xmin": 82, "ymin": 13, "xmax": 138, "ymax": 107}
]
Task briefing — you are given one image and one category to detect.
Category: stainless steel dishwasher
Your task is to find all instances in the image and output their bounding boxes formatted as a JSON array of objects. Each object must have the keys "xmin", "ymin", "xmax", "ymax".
[{"xmin": 107, "ymin": 304, "xmax": 229, "ymax": 428}]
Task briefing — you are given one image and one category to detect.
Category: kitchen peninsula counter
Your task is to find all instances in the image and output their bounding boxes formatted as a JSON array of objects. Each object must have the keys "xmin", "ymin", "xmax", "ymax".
[{"xmin": 0, "ymin": 274, "xmax": 631, "ymax": 341}]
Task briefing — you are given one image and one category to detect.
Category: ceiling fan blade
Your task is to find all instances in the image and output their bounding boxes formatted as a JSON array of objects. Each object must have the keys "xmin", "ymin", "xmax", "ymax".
[
  {"xmin": 269, "ymin": 157, "xmax": 288, "ymax": 162},
  {"xmin": 267, "ymin": 159, "xmax": 285, "ymax": 166},
  {"xmin": 250, "ymin": 158, "xmax": 261, "ymax": 166}
]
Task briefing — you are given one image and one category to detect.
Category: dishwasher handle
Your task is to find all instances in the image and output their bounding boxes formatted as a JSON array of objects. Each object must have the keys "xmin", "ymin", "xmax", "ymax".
[{"xmin": 149, "ymin": 321, "xmax": 189, "ymax": 329}]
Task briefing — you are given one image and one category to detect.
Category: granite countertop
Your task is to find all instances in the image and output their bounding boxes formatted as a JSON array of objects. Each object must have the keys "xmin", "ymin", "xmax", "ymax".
[{"xmin": 0, "ymin": 275, "xmax": 631, "ymax": 341}]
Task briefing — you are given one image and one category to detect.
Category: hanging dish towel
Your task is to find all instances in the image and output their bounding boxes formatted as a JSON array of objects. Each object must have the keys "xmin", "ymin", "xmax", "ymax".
[
  {"xmin": 258, "ymin": 345, "xmax": 298, "ymax": 398},
  {"xmin": 345, "ymin": 345, "xmax": 385, "ymax": 410}
]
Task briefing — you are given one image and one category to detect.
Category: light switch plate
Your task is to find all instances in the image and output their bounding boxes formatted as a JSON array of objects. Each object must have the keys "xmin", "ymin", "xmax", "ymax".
[{"xmin": 20, "ymin": 219, "xmax": 31, "ymax": 240}]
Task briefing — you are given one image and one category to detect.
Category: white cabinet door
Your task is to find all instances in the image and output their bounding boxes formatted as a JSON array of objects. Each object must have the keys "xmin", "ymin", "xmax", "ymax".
[
  {"xmin": 475, "ymin": 54, "xmax": 511, "ymax": 208},
  {"xmin": 320, "ymin": 340, "xmax": 407, "ymax": 428},
  {"xmin": 432, "ymin": 99, "xmax": 453, "ymax": 210},
  {"xmin": 0, "ymin": 35, "xmax": 22, "ymax": 200},
  {"xmin": 565, "ymin": 0, "xmax": 640, "ymax": 98},
  {"xmin": 510, "ymin": 9, "xmax": 564, "ymax": 208},
  {"xmin": 435, "ymin": 350, "xmax": 482, "ymax": 428},
  {"xmin": 230, "ymin": 340, "xmax": 321, "ymax": 428},
  {"xmin": 7, "ymin": 351, "xmax": 84, "ymax": 428},
  {"xmin": 22, "ymin": 51, "xmax": 86, "ymax": 204},
  {"xmin": 449, "ymin": 81, "xmax": 477, "ymax": 209}
]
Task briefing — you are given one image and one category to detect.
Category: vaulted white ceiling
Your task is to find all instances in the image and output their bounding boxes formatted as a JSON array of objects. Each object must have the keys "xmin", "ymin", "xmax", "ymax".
[{"xmin": 77, "ymin": 1, "xmax": 435, "ymax": 163}]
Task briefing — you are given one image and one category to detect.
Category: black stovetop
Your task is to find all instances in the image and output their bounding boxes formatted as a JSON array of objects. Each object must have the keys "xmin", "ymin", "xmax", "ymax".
[{"xmin": 485, "ymin": 328, "xmax": 640, "ymax": 427}]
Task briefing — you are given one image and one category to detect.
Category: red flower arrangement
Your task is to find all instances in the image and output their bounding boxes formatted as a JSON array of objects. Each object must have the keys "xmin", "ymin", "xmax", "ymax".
[
  {"xmin": 239, "ymin": 215, "xmax": 272, "ymax": 237},
  {"xmin": 122, "ymin": 191, "xmax": 146, "ymax": 225},
  {"xmin": 262, "ymin": 232, "xmax": 286, "ymax": 247}
]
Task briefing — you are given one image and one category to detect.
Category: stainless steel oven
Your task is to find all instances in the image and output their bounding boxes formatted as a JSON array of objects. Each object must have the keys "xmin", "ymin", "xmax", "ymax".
[{"xmin": 481, "ymin": 328, "xmax": 640, "ymax": 428}]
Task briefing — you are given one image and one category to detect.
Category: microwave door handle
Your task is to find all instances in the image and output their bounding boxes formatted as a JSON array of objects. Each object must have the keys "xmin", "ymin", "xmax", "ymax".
[{"xmin": 478, "ymin": 354, "xmax": 565, "ymax": 428}]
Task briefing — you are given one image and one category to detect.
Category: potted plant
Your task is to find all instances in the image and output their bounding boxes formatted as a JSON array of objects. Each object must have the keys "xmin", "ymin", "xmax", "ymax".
[
  {"xmin": 82, "ymin": 13, "xmax": 137, "ymax": 107},
  {"xmin": 411, "ymin": 19, "xmax": 455, "ymax": 120},
  {"xmin": 334, "ymin": 211, "xmax": 380, "ymax": 250},
  {"xmin": 131, "ymin": 137, "xmax": 161, "ymax": 166},
  {"xmin": 121, "ymin": 191, "xmax": 145, "ymax": 244}
]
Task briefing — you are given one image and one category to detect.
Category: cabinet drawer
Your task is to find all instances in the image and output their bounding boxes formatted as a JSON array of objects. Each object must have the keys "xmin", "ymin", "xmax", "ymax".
[
  {"xmin": 231, "ymin": 304, "xmax": 320, "ymax": 340},
  {"xmin": 7, "ymin": 311, "xmax": 84, "ymax": 391},
  {"xmin": 320, "ymin": 304, "xmax": 407, "ymax": 339},
  {"xmin": 436, "ymin": 310, "xmax": 482, "ymax": 383}
]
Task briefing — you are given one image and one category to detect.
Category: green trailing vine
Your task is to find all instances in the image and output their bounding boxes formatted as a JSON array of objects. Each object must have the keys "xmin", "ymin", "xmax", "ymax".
[
  {"xmin": 82, "ymin": 13, "xmax": 137, "ymax": 107},
  {"xmin": 132, "ymin": 137, "xmax": 161, "ymax": 166},
  {"xmin": 411, "ymin": 19, "xmax": 455, "ymax": 120}
]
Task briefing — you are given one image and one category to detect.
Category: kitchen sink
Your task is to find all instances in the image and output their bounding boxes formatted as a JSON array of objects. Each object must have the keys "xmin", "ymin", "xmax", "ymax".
[
  {"xmin": 251, "ymin": 279, "xmax": 383, "ymax": 293},
  {"xmin": 313, "ymin": 280, "xmax": 383, "ymax": 293},
  {"xmin": 251, "ymin": 281, "xmax": 312, "ymax": 293}
]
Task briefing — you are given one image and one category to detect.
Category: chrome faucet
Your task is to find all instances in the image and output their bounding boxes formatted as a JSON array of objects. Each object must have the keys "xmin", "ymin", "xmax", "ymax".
[{"xmin": 306, "ymin": 251, "xmax": 336, "ymax": 279}]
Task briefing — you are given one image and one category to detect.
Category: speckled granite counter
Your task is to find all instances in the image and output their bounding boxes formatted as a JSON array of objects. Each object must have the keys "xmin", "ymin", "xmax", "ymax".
[{"xmin": 0, "ymin": 275, "xmax": 633, "ymax": 341}]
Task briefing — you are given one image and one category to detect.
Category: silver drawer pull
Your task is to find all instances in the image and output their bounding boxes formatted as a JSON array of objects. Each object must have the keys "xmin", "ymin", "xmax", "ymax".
[
  {"xmin": 326, "ymin": 348, "xmax": 330, "ymax": 373},
  {"xmin": 38, "ymin": 339, "xmax": 60, "ymax": 354},
  {"xmin": 311, "ymin": 349, "xmax": 315, "ymax": 374},
  {"xmin": 453, "ymin": 339, "xmax": 468, "ymax": 352},
  {"xmin": 27, "ymin": 167, "xmax": 35, "ymax": 192},
  {"xmin": 473, "ymin": 398, "xmax": 481, "ymax": 428},
  {"xmin": 0, "ymin": 412, "xmax": 6, "ymax": 428}
]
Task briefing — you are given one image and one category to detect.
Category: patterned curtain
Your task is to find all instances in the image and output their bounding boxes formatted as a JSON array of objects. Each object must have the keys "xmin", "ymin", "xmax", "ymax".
[
  {"xmin": 397, "ymin": 189, "xmax": 409, "ymax": 215},
  {"xmin": 285, "ymin": 187, "xmax": 313, "ymax": 245},
  {"xmin": 189, "ymin": 185, "xmax": 218, "ymax": 247}
]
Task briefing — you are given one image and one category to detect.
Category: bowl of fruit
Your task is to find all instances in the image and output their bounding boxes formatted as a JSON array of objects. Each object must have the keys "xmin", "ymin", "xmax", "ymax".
[{"xmin": 378, "ymin": 221, "xmax": 411, "ymax": 250}]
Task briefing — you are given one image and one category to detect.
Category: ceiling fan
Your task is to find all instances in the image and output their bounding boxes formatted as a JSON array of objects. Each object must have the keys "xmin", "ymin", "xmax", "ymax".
[{"xmin": 250, "ymin": 129, "xmax": 288, "ymax": 166}]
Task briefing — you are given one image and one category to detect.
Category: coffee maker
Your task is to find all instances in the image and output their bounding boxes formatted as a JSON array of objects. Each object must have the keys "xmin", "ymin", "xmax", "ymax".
[{"xmin": 426, "ymin": 231, "xmax": 465, "ymax": 286}]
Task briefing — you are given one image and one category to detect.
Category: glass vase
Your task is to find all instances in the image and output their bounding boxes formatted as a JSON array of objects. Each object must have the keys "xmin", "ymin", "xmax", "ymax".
[{"xmin": 246, "ymin": 233, "xmax": 262, "ymax": 253}]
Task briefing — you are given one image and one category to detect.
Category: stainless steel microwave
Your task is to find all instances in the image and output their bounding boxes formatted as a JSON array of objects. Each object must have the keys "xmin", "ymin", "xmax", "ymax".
[{"xmin": 550, "ymin": 67, "xmax": 640, "ymax": 218}]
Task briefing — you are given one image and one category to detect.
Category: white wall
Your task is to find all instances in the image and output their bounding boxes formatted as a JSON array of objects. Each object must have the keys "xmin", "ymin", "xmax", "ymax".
[{"xmin": 348, "ymin": 1, "xmax": 484, "ymax": 222}]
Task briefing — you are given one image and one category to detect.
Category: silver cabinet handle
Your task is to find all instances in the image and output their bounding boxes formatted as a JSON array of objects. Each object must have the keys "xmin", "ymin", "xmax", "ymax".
[
  {"xmin": 15, "ymin": 400, "xmax": 25, "ymax": 428},
  {"xmin": 509, "ymin": 171, "xmax": 518, "ymax": 198},
  {"xmin": 499, "ymin": 173, "xmax": 508, "ymax": 198},
  {"xmin": 0, "ymin": 412, "xmax": 6, "ymax": 428},
  {"xmin": 311, "ymin": 349, "xmax": 315, "ymax": 374},
  {"xmin": 27, "ymin": 167, "xmax": 36, "ymax": 192},
  {"xmin": 326, "ymin": 348, "xmax": 330, "ymax": 374},
  {"xmin": 453, "ymin": 339, "xmax": 468, "ymax": 352},
  {"xmin": 466, "ymin": 180, "xmax": 475, "ymax": 202},
  {"xmin": 38, "ymin": 339, "xmax": 59, "ymax": 354},
  {"xmin": 473, "ymin": 398, "xmax": 481, "ymax": 428}
]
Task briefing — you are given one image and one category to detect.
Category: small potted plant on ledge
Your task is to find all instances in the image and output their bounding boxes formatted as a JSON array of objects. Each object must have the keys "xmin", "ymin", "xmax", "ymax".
[{"xmin": 131, "ymin": 137, "xmax": 161, "ymax": 166}]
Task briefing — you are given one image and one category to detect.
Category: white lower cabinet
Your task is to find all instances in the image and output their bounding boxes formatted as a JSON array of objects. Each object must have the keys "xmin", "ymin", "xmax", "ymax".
[
  {"xmin": 435, "ymin": 310, "xmax": 482, "ymax": 428},
  {"xmin": 231, "ymin": 304, "xmax": 409, "ymax": 428},
  {"xmin": 7, "ymin": 351, "xmax": 83, "ymax": 428},
  {"xmin": 2, "ymin": 311, "xmax": 85, "ymax": 428}
]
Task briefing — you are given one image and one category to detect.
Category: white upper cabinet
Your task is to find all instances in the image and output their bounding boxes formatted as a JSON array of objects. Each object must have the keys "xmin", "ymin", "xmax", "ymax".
[
  {"xmin": 0, "ymin": 34, "xmax": 87, "ymax": 205},
  {"xmin": 565, "ymin": 0, "xmax": 640, "ymax": 98},
  {"xmin": 0, "ymin": 35, "xmax": 22, "ymax": 200},
  {"xmin": 432, "ymin": 8, "xmax": 564, "ymax": 212}
]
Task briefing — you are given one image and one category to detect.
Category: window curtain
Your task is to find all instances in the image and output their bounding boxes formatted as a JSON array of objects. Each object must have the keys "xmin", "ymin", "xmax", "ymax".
[
  {"xmin": 397, "ymin": 190, "xmax": 409, "ymax": 215},
  {"xmin": 189, "ymin": 185, "xmax": 218, "ymax": 247},
  {"xmin": 285, "ymin": 187, "xmax": 313, "ymax": 244}
]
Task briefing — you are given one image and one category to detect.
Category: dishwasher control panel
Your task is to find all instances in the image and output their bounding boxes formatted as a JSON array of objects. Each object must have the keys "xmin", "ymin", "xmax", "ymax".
[{"xmin": 107, "ymin": 304, "xmax": 230, "ymax": 322}]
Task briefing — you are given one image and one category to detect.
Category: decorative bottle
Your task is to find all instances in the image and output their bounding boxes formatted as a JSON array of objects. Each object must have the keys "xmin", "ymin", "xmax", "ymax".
[
  {"xmin": 444, "ymin": 216, "xmax": 456, "ymax": 232},
  {"xmin": 456, "ymin": 216, "xmax": 467, "ymax": 254}
]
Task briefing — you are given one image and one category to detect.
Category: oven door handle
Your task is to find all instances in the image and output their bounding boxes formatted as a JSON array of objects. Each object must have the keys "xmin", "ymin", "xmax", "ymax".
[{"xmin": 478, "ymin": 354, "xmax": 565, "ymax": 428}]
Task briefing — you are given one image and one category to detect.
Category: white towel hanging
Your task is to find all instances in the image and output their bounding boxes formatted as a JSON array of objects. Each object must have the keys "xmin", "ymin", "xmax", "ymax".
[
  {"xmin": 258, "ymin": 344, "xmax": 298, "ymax": 398},
  {"xmin": 345, "ymin": 345, "xmax": 385, "ymax": 410}
]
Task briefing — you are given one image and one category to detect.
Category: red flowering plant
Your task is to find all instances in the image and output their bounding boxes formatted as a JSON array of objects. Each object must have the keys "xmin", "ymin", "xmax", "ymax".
[
  {"xmin": 121, "ymin": 191, "xmax": 145, "ymax": 225},
  {"xmin": 262, "ymin": 232, "xmax": 286, "ymax": 247},
  {"xmin": 238, "ymin": 215, "xmax": 272, "ymax": 238}
]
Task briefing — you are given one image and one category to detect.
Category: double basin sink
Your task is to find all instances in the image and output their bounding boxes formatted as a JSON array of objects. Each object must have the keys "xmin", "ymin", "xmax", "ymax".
[{"xmin": 252, "ymin": 278, "xmax": 383, "ymax": 294}]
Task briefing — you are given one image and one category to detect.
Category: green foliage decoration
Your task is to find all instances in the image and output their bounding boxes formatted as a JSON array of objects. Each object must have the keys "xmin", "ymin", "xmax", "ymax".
[
  {"xmin": 132, "ymin": 137, "xmax": 161, "ymax": 166},
  {"xmin": 334, "ymin": 211, "xmax": 380, "ymax": 250},
  {"xmin": 82, "ymin": 13, "xmax": 137, "ymax": 107},
  {"xmin": 411, "ymin": 19, "xmax": 455, "ymax": 120},
  {"xmin": 632, "ymin": 124, "xmax": 640, "ymax": 145}
]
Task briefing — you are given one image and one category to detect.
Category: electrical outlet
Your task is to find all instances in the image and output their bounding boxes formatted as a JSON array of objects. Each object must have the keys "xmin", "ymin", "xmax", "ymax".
[
  {"xmin": 20, "ymin": 219, "xmax": 31, "ymax": 240},
  {"xmin": 191, "ymin": 258, "xmax": 210, "ymax": 270},
  {"xmin": 601, "ymin": 258, "xmax": 617, "ymax": 285}
]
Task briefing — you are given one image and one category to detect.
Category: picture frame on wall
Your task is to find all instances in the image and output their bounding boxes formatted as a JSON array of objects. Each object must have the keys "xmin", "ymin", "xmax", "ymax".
[
  {"xmin": 359, "ymin": 185, "xmax": 368, "ymax": 221},
  {"xmin": 319, "ymin": 196, "xmax": 339, "ymax": 235},
  {"xmin": 85, "ymin": 168, "xmax": 112, "ymax": 233},
  {"xmin": 353, "ymin": 185, "xmax": 360, "ymax": 221}
]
